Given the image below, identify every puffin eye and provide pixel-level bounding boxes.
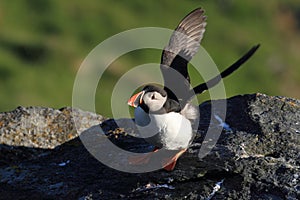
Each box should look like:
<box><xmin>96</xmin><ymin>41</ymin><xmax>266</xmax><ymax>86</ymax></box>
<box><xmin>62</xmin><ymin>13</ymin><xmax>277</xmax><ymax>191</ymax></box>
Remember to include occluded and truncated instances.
<box><xmin>151</xmin><ymin>94</ymin><xmax>155</xmax><ymax>100</ymax></box>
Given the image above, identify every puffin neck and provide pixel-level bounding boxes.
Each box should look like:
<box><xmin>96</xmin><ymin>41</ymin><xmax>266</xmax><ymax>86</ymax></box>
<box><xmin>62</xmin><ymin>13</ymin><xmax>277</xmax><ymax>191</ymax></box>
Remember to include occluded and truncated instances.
<box><xmin>139</xmin><ymin>102</ymin><xmax>150</xmax><ymax>113</ymax></box>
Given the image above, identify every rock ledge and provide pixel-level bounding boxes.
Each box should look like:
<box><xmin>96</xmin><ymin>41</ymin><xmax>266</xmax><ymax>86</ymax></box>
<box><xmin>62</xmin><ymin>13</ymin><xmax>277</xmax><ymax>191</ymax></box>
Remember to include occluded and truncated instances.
<box><xmin>0</xmin><ymin>93</ymin><xmax>299</xmax><ymax>200</ymax></box>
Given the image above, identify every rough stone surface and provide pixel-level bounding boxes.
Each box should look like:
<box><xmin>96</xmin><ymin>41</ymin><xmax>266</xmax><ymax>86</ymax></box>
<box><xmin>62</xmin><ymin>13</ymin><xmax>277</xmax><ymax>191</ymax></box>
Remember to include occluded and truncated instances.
<box><xmin>0</xmin><ymin>106</ymin><xmax>105</xmax><ymax>149</ymax></box>
<box><xmin>0</xmin><ymin>93</ymin><xmax>299</xmax><ymax>199</ymax></box>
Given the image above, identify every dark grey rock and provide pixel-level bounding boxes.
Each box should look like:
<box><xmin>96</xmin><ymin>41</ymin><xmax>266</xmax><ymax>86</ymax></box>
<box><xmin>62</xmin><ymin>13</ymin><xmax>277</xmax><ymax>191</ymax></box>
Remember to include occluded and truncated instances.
<box><xmin>0</xmin><ymin>93</ymin><xmax>299</xmax><ymax>200</ymax></box>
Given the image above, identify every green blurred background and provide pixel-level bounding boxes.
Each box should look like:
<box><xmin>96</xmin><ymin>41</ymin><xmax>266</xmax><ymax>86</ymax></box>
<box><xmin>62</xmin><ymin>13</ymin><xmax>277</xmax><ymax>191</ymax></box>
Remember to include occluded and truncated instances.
<box><xmin>0</xmin><ymin>0</ymin><xmax>300</xmax><ymax>117</ymax></box>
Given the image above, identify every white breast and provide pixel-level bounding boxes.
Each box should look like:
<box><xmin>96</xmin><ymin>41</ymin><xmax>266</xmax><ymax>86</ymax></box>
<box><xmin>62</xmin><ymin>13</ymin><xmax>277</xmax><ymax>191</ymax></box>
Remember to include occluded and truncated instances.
<box><xmin>134</xmin><ymin>106</ymin><xmax>193</xmax><ymax>150</ymax></box>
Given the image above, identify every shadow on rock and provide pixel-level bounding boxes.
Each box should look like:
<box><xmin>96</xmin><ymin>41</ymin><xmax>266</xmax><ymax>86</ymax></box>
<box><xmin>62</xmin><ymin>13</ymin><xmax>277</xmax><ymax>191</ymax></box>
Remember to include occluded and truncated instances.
<box><xmin>0</xmin><ymin>93</ymin><xmax>299</xmax><ymax>199</ymax></box>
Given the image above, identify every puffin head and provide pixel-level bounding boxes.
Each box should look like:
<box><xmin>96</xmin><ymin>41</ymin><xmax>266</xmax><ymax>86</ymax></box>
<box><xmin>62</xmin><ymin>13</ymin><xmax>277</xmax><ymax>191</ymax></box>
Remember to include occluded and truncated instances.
<box><xmin>128</xmin><ymin>85</ymin><xmax>168</xmax><ymax>113</ymax></box>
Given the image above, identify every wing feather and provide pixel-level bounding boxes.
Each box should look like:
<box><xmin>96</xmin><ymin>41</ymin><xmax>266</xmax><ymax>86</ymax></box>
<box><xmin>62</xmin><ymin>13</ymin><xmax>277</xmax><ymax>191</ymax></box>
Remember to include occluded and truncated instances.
<box><xmin>160</xmin><ymin>8</ymin><xmax>207</xmax><ymax>103</ymax></box>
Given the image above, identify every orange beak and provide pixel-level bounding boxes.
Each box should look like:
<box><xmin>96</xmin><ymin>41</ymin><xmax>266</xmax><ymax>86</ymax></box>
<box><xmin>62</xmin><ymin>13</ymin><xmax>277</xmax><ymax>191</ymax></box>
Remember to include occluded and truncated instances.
<box><xmin>127</xmin><ymin>91</ymin><xmax>145</xmax><ymax>108</ymax></box>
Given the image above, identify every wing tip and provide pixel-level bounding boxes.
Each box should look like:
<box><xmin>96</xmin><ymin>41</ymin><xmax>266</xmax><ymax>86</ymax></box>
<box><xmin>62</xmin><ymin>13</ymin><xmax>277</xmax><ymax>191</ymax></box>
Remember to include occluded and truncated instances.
<box><xmin>180</xmin><ymin>7</ymin><xmax>207</xmax><ymax>24</ymax></box>
<box><xmin>253</xmin><ymin>44</ymin><xmax>261</xmax><ymax>51</ymax></box>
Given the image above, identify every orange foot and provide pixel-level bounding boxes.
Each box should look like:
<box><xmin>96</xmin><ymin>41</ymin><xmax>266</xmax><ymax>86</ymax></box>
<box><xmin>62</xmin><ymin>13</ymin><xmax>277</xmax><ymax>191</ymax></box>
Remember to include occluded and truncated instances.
<box><xmin>162</xmin><ymin>149</ymin><xmax>187</xmax><ymax>171</ymax></box>
<box><xmin>129</xmin><ymin>147</ymin><xmax>159</xmax><ymax>165</ymax></box>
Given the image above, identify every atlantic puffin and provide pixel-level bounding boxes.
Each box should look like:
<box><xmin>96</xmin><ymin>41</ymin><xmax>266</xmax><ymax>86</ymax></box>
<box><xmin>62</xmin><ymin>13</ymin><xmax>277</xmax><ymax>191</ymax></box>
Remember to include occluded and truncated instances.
<box><xmin>128</xmin><ymin>8</ymin><xmax>259</xmax><ymax>171</ymax></box>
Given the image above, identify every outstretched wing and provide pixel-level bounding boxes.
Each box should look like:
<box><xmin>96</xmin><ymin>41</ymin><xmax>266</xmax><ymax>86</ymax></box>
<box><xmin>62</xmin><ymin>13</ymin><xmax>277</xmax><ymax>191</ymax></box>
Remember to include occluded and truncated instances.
<box><xmin>184</xmin><ymin>44</ymin><xmax>260</xmax><ymax>102</ymax></box>
<box><xmin>160</xmin><ymin>8</ymin><xmax>207</xmax><ymax>103</ymax></box>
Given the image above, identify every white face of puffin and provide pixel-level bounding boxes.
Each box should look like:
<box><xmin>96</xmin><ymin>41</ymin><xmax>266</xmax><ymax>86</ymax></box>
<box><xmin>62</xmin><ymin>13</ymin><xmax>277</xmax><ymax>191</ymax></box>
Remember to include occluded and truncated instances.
<box><xmin>128</xmin><ymin>85</ymin><xmax>168</xmax><ymax>113</ymax></box>
<box><xmin>142</xmin><ymin>91</ymin><xmax>167</xmax><ymax>113</ymax></box>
